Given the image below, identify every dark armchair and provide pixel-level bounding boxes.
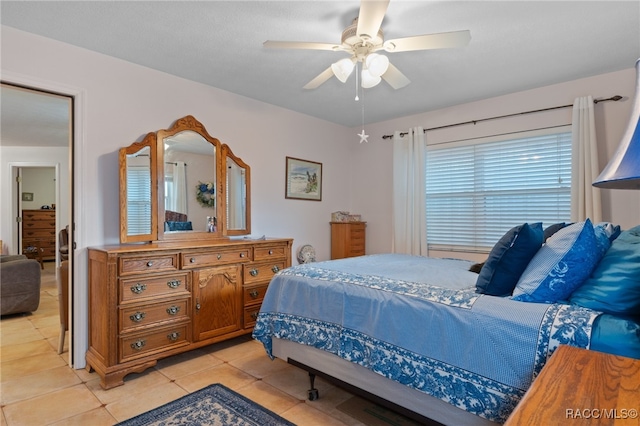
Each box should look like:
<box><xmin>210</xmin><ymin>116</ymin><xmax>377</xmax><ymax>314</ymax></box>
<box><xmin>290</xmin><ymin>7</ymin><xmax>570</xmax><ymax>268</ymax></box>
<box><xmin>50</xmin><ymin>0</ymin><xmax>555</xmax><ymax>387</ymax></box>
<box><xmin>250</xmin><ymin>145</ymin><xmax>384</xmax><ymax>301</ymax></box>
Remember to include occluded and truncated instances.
<box><xmin>1</xmin><ymin>255</ymin><xmax>41</xmax><ymax>315</ymax></box>
<box><xmin>59</xmin><ymin>226</ymin><xmax>69</xmax><ymax>261</ymax></box>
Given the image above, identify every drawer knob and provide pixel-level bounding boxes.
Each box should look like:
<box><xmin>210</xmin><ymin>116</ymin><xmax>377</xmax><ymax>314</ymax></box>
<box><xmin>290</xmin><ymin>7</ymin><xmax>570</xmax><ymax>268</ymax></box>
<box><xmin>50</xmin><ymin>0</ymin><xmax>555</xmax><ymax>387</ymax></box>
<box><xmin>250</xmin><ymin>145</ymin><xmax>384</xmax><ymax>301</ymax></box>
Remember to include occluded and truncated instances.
<box><xmin>167</xmin><ymin>332</ymin><xmax>180</xmax><ymax>341</ymax></box>
<box><xmin>166</xmin><ymin>305</ymin><xmax>180</xmax><ymax>315</ymax></box>
<box><xmin>130</xmin><ymin>339</ymin><xmax>146</xmax><ymax>351</ymax></box>
<box><xmin>240</xmin><ymin>253</ymin><xmax>245</xmax><ymax>258</ymax></box>
<box><xmin>167</xmin><ymin>280</ymin><xmax>181</xmax><ymax>289</ymax></box>
<box><xmin>268</xmin><ymin>250</ymin><xmax>273</xmax><ymax>255</ymax></box>
<box><xmin>129</xmin><ymin>311</ymin><xmax>146</xmax><ymax>322</ymax></box>
<box><xmin>250</xmin><ymin>312</ymin><xmax>259</xmax><ymax>320</ymax></box>
<box><xmin>130</xmin><ymin>283</ymin><xmax>147</xmax><ymax>294</ymax></box>
<box><xmin>146</xmin><ymin>261</ymin><xmax>154</xmax><ymax>267</ymax></box>
<box><xmin>217</xmin><ymin>254</ymin><xmax>222</xmax><ymax>260</ymax></box>
<box><xmin>249</xmin><ymin>290</ymin><xmax>259</xmax><ymax>299</ymax></box>
<box><xmin>272</xmin><ymin>265</ymin><xmax>280</xmax><ymax>273</ymax></box>
<box><xmin>249</xmin><ymin>268</ymin><xmax>258</xmax><ymax>277</ymax></box>
<box><xmin>190</xmin><ymin>257</ymin><xmax>196</xmax><ymax>263</ymax></box>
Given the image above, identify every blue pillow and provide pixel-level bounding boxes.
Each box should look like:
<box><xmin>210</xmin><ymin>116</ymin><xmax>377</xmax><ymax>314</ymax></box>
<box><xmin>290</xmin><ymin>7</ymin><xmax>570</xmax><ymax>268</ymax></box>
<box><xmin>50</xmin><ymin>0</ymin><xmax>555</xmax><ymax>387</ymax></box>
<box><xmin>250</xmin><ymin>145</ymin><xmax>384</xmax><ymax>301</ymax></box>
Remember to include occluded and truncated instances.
<box><xmin>589</xmin><ymin>314</ymin><xmax>640</xmax><ymax>359</ymax></box>
<box><xmin>512</xmin><ymin>219</ymin><xmax>605</xmax><ymax>303</ymax></box>
<box><xmin>476</xmin><ymin>223</ymin><xmax>543</xmax><ymax>296</ymax></box>
<box><xmin>570</xmin><ymin>225</ymin><xmax>640</xmax><ymax>315</ymax></box>
<box><xmin>543</xmin><ymin>222</ymin><xmax>567</xmax><ymax>241</ymax></box>
<box><xmin>165</xmin><ymin>221</ymin><xmax>193</xmax><ymax>231</ymax></box>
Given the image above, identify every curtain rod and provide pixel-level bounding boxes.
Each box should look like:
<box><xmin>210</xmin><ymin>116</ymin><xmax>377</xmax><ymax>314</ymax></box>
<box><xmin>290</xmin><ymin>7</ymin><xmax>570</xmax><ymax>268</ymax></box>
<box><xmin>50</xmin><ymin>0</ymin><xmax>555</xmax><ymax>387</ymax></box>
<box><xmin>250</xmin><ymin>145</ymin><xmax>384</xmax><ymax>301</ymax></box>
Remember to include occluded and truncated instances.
<box><xmin>381</xmin><ymin>95</ymin><xmax>623</xmax><ymax>140</ymax></box>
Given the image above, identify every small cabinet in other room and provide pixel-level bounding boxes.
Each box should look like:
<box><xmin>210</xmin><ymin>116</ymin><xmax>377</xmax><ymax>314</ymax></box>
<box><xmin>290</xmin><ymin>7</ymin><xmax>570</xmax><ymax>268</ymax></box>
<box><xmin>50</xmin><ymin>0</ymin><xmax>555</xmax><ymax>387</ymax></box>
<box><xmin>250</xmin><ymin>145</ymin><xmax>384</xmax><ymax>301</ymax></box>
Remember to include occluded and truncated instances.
<box><xmin>330</xmin><ymin>222</ymin><xmax>366</xmax><ymax>260</ymax></box>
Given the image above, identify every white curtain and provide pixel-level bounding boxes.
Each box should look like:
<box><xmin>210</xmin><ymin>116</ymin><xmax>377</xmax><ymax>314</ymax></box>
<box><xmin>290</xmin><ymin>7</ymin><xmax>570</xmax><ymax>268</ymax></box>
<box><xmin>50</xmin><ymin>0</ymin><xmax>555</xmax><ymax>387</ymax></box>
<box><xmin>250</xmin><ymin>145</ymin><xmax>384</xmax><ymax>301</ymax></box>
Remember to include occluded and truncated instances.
<box><xmin>571</xmin><ymin>96</ymin><xmax>602</xmax><ymax>222</ymax></box>
<box><xmin>392</xmin><ymin>127</ymin><xmax>428</xmax><ymax>256</ymax></box>
<box><xmin>173</xmin><ymin>161</ymin><xmax>188</xmax><ymax>215</ymax></box>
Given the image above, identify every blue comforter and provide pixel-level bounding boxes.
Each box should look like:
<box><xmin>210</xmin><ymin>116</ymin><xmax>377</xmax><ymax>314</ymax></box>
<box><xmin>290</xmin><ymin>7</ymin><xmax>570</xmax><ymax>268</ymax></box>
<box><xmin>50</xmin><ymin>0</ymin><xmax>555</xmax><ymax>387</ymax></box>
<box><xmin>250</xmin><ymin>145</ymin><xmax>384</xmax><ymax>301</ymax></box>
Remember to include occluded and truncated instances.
<box><xmin>253</xmin><ymin>254</ymin><xmax>601</xmax><ymax>423</ymax></box>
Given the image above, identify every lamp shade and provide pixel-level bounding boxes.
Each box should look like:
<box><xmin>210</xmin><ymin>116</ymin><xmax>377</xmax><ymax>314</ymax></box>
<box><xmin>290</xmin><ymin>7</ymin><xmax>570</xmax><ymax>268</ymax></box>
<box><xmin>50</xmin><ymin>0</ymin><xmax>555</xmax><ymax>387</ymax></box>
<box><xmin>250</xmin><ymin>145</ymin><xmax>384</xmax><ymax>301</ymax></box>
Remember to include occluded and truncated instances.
<box><xmin>364</xmin><ymin>53</ymin><xmax>389</xmax><ymax>78</ymax></box>
<box><xmin>361</xmin><ymin>68</ymin><xmax>381</xmax><ymax>88</ymax></box>
<box><xmin>331</xmin><ymin>58</ymin><xmax>355</xmax><ymax>83</ymax></box>
<box><xmin>593</xmin><ymin>58</ymin><xmax>640</xmax><ymax>189</ymax></box>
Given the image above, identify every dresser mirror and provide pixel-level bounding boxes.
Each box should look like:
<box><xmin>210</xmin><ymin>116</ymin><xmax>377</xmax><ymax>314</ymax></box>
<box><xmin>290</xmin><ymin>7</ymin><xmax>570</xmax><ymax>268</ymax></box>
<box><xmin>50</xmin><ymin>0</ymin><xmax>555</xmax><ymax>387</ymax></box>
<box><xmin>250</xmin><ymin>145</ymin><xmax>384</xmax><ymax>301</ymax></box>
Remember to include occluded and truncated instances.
<box><xmin>119</xmin><ymin>133</ymin><xmax>158</xmax><ymax>243</ymax></box>
<box><xmin>119</xmin><ymin>115</ymin><xmax>251</xmax><ymax>243</ymax></box>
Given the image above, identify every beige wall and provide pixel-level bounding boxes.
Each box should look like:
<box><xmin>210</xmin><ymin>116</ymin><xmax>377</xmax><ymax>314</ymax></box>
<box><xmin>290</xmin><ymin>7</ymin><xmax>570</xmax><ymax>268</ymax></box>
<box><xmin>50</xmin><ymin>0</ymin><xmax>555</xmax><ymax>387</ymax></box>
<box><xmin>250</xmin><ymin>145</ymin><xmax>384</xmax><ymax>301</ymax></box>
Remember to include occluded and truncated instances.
<box><xmin>349</xmin><ymin>68</ymin><xmax>640</xmax><ymax>258</ymax></box>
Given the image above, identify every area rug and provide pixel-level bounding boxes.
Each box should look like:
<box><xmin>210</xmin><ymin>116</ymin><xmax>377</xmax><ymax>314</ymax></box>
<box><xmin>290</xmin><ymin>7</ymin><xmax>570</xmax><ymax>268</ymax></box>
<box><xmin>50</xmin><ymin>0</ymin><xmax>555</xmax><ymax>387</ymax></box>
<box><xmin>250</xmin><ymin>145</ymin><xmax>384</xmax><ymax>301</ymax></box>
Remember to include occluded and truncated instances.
<box><xmin>336</xmin><ymin>396</ymin><xmax>422</xmax><ymax>426</ymax></box>
<box><xmin>115</xmin><ymin>383</ymin><xmax>295</xmax><ymax>426</ymax></box>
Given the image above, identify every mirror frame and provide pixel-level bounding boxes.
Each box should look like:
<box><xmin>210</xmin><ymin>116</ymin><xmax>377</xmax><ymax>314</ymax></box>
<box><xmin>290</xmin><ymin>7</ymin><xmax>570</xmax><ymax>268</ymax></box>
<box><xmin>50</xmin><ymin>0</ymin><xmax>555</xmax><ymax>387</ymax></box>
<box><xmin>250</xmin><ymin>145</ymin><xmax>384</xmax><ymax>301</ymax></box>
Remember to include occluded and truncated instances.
<box><xmin>119</xmin><ymin>115</ymin><xmax>251</xmax><ymax>243</ymax></box>
<box><xmin>222</xmin><ymin>144</ymin><xmax>251</xmax><ymax>236</ymax></box>
<box><xmin>119</xmin><ymin>132</ymin><xmax>158</xmax><ymax>243</ymax></box>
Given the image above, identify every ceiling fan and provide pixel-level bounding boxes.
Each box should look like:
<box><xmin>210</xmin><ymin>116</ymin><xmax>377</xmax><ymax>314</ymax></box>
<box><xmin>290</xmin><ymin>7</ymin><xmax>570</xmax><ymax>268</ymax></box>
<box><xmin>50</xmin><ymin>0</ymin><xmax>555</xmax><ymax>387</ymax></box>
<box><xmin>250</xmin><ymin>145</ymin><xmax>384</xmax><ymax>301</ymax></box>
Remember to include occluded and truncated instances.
<box><xmin>263</xmin><ymin>0</ymin><xmax>471</xmax><ymax>90</ymax></box>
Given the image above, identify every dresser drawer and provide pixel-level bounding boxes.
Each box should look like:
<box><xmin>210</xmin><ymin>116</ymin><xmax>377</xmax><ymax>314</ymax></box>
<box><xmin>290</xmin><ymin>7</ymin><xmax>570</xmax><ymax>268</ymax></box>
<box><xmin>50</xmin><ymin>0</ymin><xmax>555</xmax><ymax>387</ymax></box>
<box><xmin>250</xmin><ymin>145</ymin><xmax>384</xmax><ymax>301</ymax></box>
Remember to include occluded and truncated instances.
<box><xmin>254</xmin><ymin>245</ymin><xmax>287</xmax><ymax>261</ymax></box>
<box><xmin>120</xmin><ymin>298</ymin><xmax>190</xmax><ymax>333</ymax></box>
<box><xmin>119</xmin><ymin>254</ymin><xmax>179</xmax><ymax>275</ymax></box>
<box><xmin>22</xmin><ymin>220</ymin><xmax>56</xmax><ymax>230</ymax></box>
<box><xmin>120</xmin><ymin>323</ymin><xmax>190</xmax><ymax>361</ymax></box>
<box><xmin>350</xmin><ymin>226</ymin><xmax>366</xmax><ymax>237</ymax></box>
<box><xmin>23</xmin><ymin>210</ymin><xmax>56</xmax><ymax>221</ymax></box>
<box><xmin>244</xmin><ymin>261</ymin><xmax>285</xmax><ymax>284</ymax></box>
<box><xmin>243</xmin><ymin>306</ymin><xmax>261</xmax><ymax>328</ymax></box>
<box><xmin>243</xmin><ymin>283</ymin><xmax>268</xmax><ymax>306</ymax></box>
<box><xmin>120</xmin><ymin>273</ymin><xmax>190</xmax><ymax>302</ymax></box>
<box><xmin>181</xmin><ymin>248</ymin><xmax>251</xmax><ymax>268</ymax></box>
<box><xmin>23</xmin><ymin>229</ymin><xmax>57</xmax><ymax>239</ymax></box>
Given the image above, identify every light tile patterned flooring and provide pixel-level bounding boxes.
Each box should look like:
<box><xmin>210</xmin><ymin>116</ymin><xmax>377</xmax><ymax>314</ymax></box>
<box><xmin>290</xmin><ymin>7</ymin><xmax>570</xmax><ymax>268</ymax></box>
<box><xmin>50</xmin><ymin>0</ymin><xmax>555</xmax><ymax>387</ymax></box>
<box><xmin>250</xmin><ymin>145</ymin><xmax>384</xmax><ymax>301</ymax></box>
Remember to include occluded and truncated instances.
<box><xmin>0</xmin><ymin>262</ymin><xmax>365</xmax><ymax>426</ymax></box>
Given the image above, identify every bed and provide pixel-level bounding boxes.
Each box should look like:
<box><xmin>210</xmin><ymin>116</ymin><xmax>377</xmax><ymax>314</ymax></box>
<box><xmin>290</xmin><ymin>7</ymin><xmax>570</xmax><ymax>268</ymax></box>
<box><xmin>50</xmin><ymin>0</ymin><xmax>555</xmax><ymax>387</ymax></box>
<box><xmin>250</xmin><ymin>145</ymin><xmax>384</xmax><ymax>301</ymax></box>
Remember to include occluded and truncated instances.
<box><xmin>253</xmin><ymin>221</ymin><xmax>640</xmax><ymax>425</ymax></box>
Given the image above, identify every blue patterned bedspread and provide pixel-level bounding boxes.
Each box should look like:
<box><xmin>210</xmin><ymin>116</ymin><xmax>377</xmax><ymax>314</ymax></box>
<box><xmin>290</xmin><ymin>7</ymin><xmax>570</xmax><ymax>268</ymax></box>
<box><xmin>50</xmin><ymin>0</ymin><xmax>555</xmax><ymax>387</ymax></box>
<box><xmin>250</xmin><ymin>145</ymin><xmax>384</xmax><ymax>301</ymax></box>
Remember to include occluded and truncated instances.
<box><xmin>252</xmin><ymin>254</ymin><xmax>601</xmax><ymax>423</ymax></box>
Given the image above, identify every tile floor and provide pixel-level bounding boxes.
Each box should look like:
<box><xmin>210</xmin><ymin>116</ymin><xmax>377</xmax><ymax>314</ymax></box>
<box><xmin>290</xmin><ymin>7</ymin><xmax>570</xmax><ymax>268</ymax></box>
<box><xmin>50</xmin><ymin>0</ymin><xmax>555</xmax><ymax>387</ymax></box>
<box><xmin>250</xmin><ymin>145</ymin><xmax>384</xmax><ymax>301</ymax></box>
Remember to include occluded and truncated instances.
<box><xmin>0</xmin><ymin>261</ymin><xmax>367</xmax><ymax>426</ymax></box>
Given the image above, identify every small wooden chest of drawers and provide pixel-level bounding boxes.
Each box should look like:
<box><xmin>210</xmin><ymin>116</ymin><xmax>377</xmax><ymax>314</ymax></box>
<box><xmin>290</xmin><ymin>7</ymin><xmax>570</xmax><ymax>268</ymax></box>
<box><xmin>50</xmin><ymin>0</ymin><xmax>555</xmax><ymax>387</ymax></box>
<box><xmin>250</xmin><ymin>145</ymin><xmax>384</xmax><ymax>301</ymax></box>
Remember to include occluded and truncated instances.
<box><xmin>330</xmin><ymin>222</ymin><xmax>366</xmax><ymax>260</ymax></box>
<box><xmin>22</xmin><ymin>209</ymin><xmax>56</xmax><ymax>260</ymax></box>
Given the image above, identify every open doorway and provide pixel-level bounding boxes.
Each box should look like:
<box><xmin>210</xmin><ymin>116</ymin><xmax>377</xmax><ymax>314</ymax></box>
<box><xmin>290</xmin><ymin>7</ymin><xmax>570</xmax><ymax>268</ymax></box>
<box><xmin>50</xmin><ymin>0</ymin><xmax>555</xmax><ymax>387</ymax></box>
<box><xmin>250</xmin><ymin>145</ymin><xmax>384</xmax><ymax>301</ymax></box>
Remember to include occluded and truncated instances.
<box><xmin>0</xmin><ymin>83</ymin><xmax>73</xmax><ymax>362</ymax></box>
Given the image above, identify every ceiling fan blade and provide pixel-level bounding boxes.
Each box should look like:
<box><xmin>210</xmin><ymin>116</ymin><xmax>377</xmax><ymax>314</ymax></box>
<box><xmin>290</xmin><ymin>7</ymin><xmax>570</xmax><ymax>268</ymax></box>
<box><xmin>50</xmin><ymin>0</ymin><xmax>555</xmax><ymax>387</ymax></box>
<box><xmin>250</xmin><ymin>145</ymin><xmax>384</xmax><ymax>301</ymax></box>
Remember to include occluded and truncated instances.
<box><xmin>303</xmin><ymin>67</ymin><xmax>335</xmax><ymax>90</ymax></box>
<box><xmin>356</xmin><ymin>0</ymin><xmax>390</xmax><ymax>40</ymax></box>
<box><xmin>382</xmin><ymin>63</ymin><xmax>410</xmax><ymax>89</ymax></box>
<box><xmin>263</xmin><ymin>40</ymin><xmax>340</xmax><ymax>51</ymax></box>
<box><xmin>384</xmin><ymin>30</ymin><xmax>471</xmax><ymax>52</ymax></box>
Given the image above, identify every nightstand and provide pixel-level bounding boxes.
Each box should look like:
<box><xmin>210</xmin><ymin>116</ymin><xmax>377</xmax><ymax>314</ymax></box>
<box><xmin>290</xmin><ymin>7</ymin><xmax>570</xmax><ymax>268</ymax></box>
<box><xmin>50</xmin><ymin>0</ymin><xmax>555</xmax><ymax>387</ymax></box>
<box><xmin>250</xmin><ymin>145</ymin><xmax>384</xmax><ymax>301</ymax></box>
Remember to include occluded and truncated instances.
<box><xmin>505</xmin><ymin>345</ymin><xmax>640</xmax><ymax>425</ymax></box>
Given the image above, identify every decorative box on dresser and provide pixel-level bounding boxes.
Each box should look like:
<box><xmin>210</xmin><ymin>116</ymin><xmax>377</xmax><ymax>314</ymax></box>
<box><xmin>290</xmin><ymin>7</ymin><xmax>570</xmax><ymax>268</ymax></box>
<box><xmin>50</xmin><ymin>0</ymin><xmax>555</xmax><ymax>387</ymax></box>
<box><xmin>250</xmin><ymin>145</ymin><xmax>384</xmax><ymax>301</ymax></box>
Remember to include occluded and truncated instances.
<box><xmin>22</xmin><ymin>209</ymin><xmax>56</xmax><ymax>260</ymax></box>
<box><xmin>86</xmin><ymin>238</ymin><xmax>292</xmax><ymax>389</ymax></box>
<box><xmin>330</xmin><ymin>221</ymin><xmax>366</xmax><ymax>259</ymax></box>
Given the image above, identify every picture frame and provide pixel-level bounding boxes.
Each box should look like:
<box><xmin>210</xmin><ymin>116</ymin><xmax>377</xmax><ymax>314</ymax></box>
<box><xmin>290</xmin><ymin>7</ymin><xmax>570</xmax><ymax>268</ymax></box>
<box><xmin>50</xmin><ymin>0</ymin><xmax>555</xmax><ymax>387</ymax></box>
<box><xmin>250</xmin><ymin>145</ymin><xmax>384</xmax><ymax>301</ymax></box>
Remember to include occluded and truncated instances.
<box><xmin>22</xmin><ymin>192</ymin><xmax>33</xmax><ymax>202</ymax></box>
<box><xmin>285</xmin><ymin>157</ymin><xmax>322</xmax><ymax>201</ymax></box>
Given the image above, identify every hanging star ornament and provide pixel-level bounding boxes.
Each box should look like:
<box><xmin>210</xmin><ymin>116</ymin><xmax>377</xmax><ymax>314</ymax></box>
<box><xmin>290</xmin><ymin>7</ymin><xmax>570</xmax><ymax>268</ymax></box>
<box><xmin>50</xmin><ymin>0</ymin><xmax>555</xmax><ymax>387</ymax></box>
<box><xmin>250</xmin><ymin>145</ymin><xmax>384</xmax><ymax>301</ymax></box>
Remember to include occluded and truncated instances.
<box><xmin>358</xmin><ymin>129</ymin><xmax>369</xmax><ymax>143</ymax></box>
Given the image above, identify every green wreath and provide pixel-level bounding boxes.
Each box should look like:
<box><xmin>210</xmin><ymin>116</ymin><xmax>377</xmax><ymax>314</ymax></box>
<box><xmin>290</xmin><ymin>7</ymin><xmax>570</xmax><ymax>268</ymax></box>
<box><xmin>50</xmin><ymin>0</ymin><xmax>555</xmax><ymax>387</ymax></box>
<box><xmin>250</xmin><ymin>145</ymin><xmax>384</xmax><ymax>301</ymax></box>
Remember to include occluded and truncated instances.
<box><xmin>196</xmin><ymin>181</ymin><xmax>215</xmax><ymax>208</ymax></box>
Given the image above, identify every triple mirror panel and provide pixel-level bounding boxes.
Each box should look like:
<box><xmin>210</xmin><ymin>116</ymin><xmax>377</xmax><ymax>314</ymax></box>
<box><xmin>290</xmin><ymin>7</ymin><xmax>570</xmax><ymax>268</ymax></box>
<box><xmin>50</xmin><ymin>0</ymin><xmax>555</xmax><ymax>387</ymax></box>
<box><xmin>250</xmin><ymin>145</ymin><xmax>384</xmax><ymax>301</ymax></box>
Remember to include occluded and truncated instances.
<box><xmin>120</xmin><ymin>115</ymin><xmax>250</xmax><ymax>243</ymax></box>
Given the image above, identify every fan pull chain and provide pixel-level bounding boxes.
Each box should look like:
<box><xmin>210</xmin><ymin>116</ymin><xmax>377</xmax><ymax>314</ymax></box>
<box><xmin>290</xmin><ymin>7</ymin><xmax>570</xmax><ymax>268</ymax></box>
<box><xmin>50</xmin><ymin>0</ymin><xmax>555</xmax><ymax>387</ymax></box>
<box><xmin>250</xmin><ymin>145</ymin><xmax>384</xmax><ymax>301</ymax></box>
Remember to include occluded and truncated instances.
<box><xmin>355</xmin><ymin>61</ymin><xmax>360</xmax><ymax>101</ymax></box>
<box><xmin>357</xmin><ymin>66</ymin><xmax>369</xmax><ymax>143</ymax></box>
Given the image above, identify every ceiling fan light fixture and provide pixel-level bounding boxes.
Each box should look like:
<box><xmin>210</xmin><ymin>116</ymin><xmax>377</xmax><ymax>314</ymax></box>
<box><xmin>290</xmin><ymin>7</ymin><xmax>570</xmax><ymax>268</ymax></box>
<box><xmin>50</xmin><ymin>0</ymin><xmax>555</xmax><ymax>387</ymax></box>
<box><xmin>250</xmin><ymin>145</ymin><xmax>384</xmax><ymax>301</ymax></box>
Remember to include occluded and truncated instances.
<box><xmin>361</xmin><ymin>68</ymin><xmax>382</xmax><ymax>88</ymax></box>
<box><xmin>331</xmin><ymin>58</ymin><xmax>355</xmax><ymax>83</ymax></box>
<box><xmin>365</xmin><ymin>53</ymin><xmax>389</xmax><ymax>77</ymax></box>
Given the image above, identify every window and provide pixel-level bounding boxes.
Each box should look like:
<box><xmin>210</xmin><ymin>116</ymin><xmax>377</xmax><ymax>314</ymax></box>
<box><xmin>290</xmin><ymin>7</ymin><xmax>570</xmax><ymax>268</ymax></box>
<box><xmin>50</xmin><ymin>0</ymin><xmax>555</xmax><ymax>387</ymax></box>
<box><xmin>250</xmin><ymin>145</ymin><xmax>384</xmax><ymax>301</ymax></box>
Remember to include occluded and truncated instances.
<box><xmin>126</xmin><ymin>166</ymin><xmax>152</xmax><ymax>235</ymax></box>
<box><xmin>425</xmin><ymin>129</ymin><xmax>572</xmax><ymax>251</ymax></box>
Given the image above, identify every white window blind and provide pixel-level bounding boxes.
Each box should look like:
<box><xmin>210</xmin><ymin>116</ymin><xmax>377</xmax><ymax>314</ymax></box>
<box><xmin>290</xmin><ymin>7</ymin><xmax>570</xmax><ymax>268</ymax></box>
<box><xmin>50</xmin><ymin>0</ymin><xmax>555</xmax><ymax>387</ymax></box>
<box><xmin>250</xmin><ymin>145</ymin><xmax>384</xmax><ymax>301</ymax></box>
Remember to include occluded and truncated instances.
<box><xmin>127</xmin><ymin>166</ymin><xmax>152</xmax><ymax>235</ymax></box>
<box><xmin>425</xmin><ymin>130</ymin><xmax>572</xmax><ymax>251</ymax></box>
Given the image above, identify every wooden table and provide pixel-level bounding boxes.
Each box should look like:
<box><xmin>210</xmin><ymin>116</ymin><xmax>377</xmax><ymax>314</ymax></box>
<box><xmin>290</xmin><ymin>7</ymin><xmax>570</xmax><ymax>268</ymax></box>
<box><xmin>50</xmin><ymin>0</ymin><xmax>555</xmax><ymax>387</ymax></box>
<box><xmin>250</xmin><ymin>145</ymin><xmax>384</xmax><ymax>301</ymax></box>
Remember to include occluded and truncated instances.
<box><xmin>505</xmin><ymin>345</ymin><xmax>640</xmax><ymax>425</ymax></box>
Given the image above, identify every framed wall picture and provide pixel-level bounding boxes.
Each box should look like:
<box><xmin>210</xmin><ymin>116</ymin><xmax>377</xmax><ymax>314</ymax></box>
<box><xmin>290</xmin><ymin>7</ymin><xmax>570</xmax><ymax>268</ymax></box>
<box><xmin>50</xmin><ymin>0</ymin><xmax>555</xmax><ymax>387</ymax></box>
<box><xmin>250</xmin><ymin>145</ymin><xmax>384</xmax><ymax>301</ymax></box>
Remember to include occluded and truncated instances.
<box><xmin>22</xmin><ymin>192</ymin><xmax>33</xmax><ymax>202</ymax></box>
<box><xmin>285</xmin><ymin>157</ymin><xmax>322</xmax><ymax>201</ymax></box>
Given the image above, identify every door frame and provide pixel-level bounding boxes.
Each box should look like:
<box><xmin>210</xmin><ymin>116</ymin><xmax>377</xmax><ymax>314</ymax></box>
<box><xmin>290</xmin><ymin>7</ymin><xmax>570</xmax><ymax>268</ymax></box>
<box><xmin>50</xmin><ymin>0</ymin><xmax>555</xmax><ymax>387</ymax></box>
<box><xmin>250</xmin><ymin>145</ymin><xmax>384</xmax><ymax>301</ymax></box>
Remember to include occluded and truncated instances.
<box><xmin>2</xmin><ymin>71</ymin><xmax>86</xmax><ymax>368</ymax></box>
<box><xmin>11</xmin><ymin>164</ymin><xmax>61</xmax><ymax>261</ymax></box>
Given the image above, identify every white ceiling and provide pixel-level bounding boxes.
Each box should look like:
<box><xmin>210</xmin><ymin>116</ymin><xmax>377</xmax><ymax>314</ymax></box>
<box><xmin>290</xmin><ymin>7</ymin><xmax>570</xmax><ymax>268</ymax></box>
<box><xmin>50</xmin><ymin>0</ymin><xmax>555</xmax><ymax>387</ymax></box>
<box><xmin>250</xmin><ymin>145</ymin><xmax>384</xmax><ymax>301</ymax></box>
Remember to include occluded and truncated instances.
<box><xmin>1</xmin><ymin>0</ymin><xmax>639</xmax><ymax>144</ymax></box>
